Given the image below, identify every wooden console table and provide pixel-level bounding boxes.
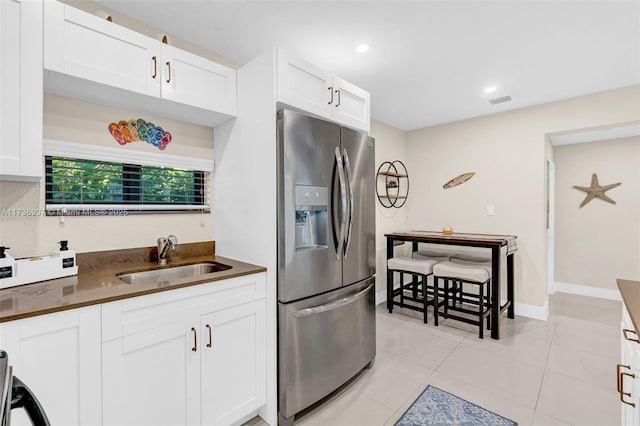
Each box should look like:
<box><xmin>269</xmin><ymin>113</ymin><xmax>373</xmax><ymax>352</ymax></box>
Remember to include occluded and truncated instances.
<box><xmin>385</xmin><ymin>231</ymin><xmax>517</xmax><ymax>340</ymax></box>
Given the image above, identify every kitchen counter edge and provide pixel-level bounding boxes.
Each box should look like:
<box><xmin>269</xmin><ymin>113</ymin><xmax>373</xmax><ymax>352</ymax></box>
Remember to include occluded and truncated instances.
<box><xmin>0</xmin><ymin>255</ymin><xmax>266</xmax><ymax>323</ymax></box>
<box><xmin>618</xmin><ymin>279</ymin><xmax>640</xmax><ymax>334</ymax></box>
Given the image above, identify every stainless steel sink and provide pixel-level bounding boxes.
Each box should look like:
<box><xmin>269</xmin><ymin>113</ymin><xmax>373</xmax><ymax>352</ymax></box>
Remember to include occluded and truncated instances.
<box><xmin>117</xmin><ymin>262</ymin><xmax>232</xmax><ymax>285</ymax></box>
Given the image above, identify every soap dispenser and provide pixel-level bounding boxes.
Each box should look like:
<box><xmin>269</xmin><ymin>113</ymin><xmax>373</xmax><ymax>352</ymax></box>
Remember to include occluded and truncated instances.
<box><xmin>0</xmin><ymin>246</ymin><xmax>16</xmax><ymax>289</ymax></box>
<box><xmin>55</xmin><ymin>240</ymin><xmax>77</xmax><ymax>271</ymax></box>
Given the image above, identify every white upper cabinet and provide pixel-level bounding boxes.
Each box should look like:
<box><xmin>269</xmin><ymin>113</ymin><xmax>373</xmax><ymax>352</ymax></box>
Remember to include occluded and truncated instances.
<box><xmin>331</xmin><ymin>76</ymin><xmax>370</xmax><ymax>133</ymax></box>
<box><xmin>276</xmin><ymin>49</ymin><xmax>370</xmax><ymax>132</ymax></box>
<box><xmin>44</xmin><ymin>0</ymin><xmax>160</xmax><ymax>97</ymax></box>
<box><xmin>0</xmin><ymin>0</ymin><xmax>43</xmax><ymax>181</ymax></box>
<box><xmin>276</xmin><ymin>50</ymin><xmax>333</xmax><ymax>120</ymax></box>
<box><xmin>161</xmin><ymin>44</ymin><xmax>236</xmax><ymax>116</ymax></box>
<box><xmin>43</xmin><ymin>0</ymin><xmax>236</xmax><ymax>127</ymax></box>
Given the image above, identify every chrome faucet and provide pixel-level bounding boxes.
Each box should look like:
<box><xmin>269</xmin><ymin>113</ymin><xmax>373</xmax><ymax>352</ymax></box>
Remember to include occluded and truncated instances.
<box><xmin>157</xmin><ymin>234</ymin><xmax>178</xmax><ymax>265</ymax></box>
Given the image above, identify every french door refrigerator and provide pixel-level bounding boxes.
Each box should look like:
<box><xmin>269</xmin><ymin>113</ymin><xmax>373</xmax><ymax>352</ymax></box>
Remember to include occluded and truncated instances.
<box><xmin>277</xmin><ymin>109</ymin><xmax>376</xmax><ymax>425</ymax></box>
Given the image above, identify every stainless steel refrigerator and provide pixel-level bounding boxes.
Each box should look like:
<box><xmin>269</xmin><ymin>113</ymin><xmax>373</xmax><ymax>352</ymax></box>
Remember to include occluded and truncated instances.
<box><xmin>277</xmin><ymin>109</ymin><xmax>376</xmax><ymax>426</ymax></box>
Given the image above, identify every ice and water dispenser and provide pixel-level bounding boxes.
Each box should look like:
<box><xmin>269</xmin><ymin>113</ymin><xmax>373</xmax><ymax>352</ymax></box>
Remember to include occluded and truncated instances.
<box><xmin>294</xmin><ymin>185</ymin><xmax>328</xmax><ymax>251</ymax></box>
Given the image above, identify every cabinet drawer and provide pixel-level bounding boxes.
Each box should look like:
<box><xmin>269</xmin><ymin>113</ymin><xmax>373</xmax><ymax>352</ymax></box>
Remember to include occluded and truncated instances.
<box><xmin>102</xmin><ymin>272</ymin><xmax>265</xmax><ymax>341</ymax></box>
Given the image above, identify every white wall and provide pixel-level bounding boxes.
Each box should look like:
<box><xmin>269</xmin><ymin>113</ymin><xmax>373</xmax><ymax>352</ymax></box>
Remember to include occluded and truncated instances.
<box><xmin>213</xmin><ymin>50</ymin><xmax>278</xmax><ymax>425</ymax></box>
<box><xmin>0</xmin><ymin>94</ymin><xmax>214</xmax><ymax>257</ymax></box>
<box><xmin>554</xmin><ymin>136</ymin><xmax>640</xmax><ymax>290</ymax></box>
<box><xmin>405</xmin><ymin>85</ymin><xmax>640</xmax><ymax>311</ymax></box>
<box><xmin>371</xmin><ymin>120</ymin><xmax>408</xmax><ymax>294</ymax></box>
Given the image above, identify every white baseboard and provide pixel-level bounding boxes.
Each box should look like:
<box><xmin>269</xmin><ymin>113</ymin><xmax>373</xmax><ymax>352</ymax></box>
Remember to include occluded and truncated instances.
<box><xmin>553</xmin><ymin>281</ymin><xmax>622</xmax><ymax>301</ymax></box>
<box><xmin>514</xmin><ymin>301</ymin><xmax>549</xmax><ymax>321</ymax></box>
<box><xmin>376</xmin><ymin>288</ymin><xmax>549</xmax><ymax>321</ymax></box>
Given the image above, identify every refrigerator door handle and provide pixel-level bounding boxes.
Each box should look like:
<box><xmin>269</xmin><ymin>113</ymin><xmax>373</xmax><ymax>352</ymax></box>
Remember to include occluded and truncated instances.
<box><xmin>291</xmin><ymin>284</ymin><xmax>373</xmax><ymax>318</ymax></box>
<box><xmin>334</xmin><ymin>147</ymin><xmax>347</xmax><ymax>260</ymax></box>
<box><xmin>342</xmin><ymin>148</ymin><xmax>354</xmax><ymax>258</ymax></box>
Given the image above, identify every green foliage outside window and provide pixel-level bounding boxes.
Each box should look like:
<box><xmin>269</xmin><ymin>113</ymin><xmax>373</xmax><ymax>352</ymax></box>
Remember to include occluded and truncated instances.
<box><xmin>49</xmin><ymin>158</ymin><xmax>124</xmax><ymax>202</ymax></box>
<box><xmin>46</xmin><ymin>157</ymin><xmax>205</xmax><ymax>210</ymax></box>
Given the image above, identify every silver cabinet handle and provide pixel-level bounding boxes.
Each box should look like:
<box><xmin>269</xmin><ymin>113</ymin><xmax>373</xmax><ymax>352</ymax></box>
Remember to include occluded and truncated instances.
<box><xmin>335</xmin><ymin>89</ymin><xmax>341</xmax><ymax>107</ymax></box>
<box><xmin>342</xmin><ymin>148</ymin><xmax>353</xmax><ymax>258</ymax></box>
<box><xmin>191</xmin><ymin>327</ymin><xmax>197</xmax><ymax>352</ymax></box>
<box><xmin>328</xmin><ymin>86</ymin><xmax>334</xmax><ymax>105</ymax></box>
<box><xmin>166</xmin><ymin>61</ymin><xmax>172</xmax><ymax>83</ymax></box>
<box><xmin>334</xmin><ymin>147</ymin><xmax>347</xmax><ymax>261</ymax></box>
<box><xmin>293</xmin><ymin>284</ymin><xmax>372</xmax><ymax>318</ymax></box>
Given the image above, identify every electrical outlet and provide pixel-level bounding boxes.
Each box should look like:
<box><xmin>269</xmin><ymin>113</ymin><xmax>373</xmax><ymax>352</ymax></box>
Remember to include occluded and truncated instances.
<box><xmin>486</xmin><ymin>205</ymin><xmax>495</xmax><ymax>216</ymax></box>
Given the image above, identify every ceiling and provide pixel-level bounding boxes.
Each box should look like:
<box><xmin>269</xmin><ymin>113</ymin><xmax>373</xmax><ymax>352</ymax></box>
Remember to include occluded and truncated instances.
<box><xmin>94</xmin><ymin>1</ymin><xmax>640</xmax><ymax>131</ymax></box>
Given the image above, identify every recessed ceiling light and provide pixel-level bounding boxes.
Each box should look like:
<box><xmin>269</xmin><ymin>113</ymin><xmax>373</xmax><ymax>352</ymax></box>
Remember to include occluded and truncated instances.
<box><xmin>484</xmin><ymin>86</ymin><xmax>497</xmax><ymax>94</ymax></box>
<box><xmin>356</xmin><ymin>44</ymin><xmax>370</xmax><ymax>53</ymax></box>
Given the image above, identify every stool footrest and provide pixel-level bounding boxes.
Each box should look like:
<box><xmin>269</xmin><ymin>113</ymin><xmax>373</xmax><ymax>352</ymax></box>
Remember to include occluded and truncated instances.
<box><xmin>442</xmin><ymin>312</ymin><xmax>489</xmax><ymax>327</ymax></box>
<box><xmin>445</xmin><ymin>304</ymin><xmax>491</xmax><ymax>318</ymax></box>
<box><xmin>392</xmin><ymin>300</ymin><xmax>425</xmax><ymax>313</ymax></box>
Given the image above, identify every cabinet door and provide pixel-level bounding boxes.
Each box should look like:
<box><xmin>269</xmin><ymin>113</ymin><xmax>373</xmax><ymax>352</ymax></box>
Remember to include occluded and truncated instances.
<box><xmin>44</xmin><ymin>0</ymin><xmax>160</xmax><ymax>97</ymax></box>
<box><xmin>621</xmin><ymin>341</ymin><xmax>640</xmax><ymax>426</ymax></box>
<box><xmin>0</xmin><ymin>306</ymin><xmax>101</xmax><ymax>426</ymax></box>
<box><xmin>102</xmin><ymin>316</ymin><xmax>200</xmax><ymax>426</ymax></box>
<box><xmin>276</xmin><ymin>49</ymin><xmax>333</xmax><ymax>120</ymax></box>
<box><xmin>0</xmin><ymin>0</ymin><xmax>42</xmax><ymax>180</ymax></box>
<box><xmin>620</xmin><ymin>308</ymin><xmax>640</xmax><ymax>425</ymax></box>
<box><xmin>332</xmin><ymin>76</ymin><xmax>370</xmax><ymax>132</ymax></box>
<box><xmin>200</xmin><ymin>300</ymin><xmax>266</xmax><ymax>425</ymax></box>
<box><xmin>161</xmin><ymin>45</ymin><xmax>237</xmax><ymax>115</ymax></box>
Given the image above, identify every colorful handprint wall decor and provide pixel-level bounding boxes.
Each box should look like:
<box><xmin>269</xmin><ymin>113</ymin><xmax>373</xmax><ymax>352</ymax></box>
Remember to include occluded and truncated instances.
<box><xmin>108</xmin><ymin>119</ymin><xmax>172</xmax><ymax>150</ymax></box>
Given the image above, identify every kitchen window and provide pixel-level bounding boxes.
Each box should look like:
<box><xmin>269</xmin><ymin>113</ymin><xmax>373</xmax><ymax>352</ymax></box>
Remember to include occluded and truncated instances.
<box><xmin>45</xmin><ymin>156</ymin><xmax>209</xmax><ymax>214</ymax></box>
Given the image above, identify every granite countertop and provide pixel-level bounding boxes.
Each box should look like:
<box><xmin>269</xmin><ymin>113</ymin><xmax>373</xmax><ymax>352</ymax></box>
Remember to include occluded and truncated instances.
<box><xmin>618</xmin><ymin>279</ymin><xmax>640</xmax><ymax>334</ymax></box>
<box><xmin>0</xmin><ymin>242</ymin><xmax>266</xmax><ymax>323</ymax></box>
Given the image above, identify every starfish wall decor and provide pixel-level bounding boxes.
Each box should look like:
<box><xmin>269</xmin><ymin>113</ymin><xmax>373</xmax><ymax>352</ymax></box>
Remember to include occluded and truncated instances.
<box><xmin>573</xmin><ymin>173</ymin><xmax>621</xmax><ymax>208</ymax></box>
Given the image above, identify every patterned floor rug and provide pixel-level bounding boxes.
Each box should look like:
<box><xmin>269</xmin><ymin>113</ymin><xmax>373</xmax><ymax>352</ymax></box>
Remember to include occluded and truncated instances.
<box><xmin>394</xmin><ymin>385</ymin><xmax>518</xmax><ymax>426</ymax></box>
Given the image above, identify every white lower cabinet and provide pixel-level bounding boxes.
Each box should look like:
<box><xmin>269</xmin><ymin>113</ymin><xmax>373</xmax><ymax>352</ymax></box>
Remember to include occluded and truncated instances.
<box><xmin>101</xmin><ymin>272</ymin><xmax>266</xmax><ymax>426</ymax></box>
<box><xmin>102</xmin><ymin>316</ymin><xmax>197</xmax><ymax>426</ymax></box>
<box><xmin>200</xmin><ymin>300</ymin><xmax>266</xmax><ymax>425</ymax></box>
<box><xmin>0</xmin><ymin>306</ymin><xmax>102</xmax><ymax>426</ymax></box>
<box><xmin>620</xmin><ymin>305</ymin><xmax>640</xmax><ymax>425</ymax></box>
<box><xmin>0</xmin><ymin>272</ymin><xmax>265</xmax><ymax>426</ymax></box>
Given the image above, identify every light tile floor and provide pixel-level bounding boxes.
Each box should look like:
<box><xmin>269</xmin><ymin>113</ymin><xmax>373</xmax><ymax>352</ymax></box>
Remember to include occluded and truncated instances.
<box><xmin>247</xmin><ymin>292</ymin><xmax>622</xmax><ymax>426</ymax></box>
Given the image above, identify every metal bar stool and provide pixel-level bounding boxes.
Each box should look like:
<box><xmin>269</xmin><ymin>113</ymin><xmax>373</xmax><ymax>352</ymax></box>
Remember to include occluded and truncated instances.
<box><xmin>387</xmin><ymin>256</ymin><xmax>442</xmax><ymax>325</ymax></box>
<box><xmin>433</xmin><ymin>260</ymin><xmax>492</xmax><ymax>338</ymax></box>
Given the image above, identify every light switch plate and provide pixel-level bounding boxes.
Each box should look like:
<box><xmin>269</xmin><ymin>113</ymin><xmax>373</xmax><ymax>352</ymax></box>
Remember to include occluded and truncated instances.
<box><xmin>486</xmin><ymin>205</ymin><xmax>495</xmax><ymax>216</ymax></box>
